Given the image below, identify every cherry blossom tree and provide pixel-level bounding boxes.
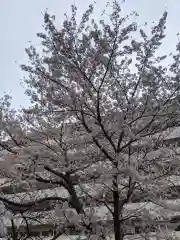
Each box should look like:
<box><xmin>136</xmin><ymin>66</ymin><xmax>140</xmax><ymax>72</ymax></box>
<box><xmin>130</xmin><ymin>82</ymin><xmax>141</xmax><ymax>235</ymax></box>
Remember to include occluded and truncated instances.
<box><xmin>1</xmin><ymin>1</ymin><xmax>180</xmax><ymax>239</ymax></box>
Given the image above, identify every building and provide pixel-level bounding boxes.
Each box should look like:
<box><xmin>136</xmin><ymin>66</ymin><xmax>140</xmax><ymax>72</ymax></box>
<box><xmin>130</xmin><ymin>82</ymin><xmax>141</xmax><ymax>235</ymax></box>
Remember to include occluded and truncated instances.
<box><xmin>1</xmin><ymin>127</ymin><xmax>180</xmax><ymax>239</ymax></box>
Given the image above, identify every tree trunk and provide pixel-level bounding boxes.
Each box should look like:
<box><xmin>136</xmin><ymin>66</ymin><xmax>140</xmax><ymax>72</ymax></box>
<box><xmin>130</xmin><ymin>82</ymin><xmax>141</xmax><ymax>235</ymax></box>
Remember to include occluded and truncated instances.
<box><xmin>113</xmin><ymin>175</ymin><xmax>124</xmax><ymax>240</ymax></box>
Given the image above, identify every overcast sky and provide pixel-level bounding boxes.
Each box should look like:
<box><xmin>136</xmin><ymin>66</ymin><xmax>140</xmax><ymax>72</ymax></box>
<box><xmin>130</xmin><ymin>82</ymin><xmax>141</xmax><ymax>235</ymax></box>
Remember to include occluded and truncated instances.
<box><xmin>0</xmin><ymin>0</ymin><xmax>180</xmax><ymax>108</ymax></box>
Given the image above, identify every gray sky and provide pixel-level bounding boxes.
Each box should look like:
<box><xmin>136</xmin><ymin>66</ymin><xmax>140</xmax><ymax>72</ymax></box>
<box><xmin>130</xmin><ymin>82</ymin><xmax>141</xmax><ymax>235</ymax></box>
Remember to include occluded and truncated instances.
<box><xmin>0</xmin><ymin>0</ymin><xmax>180</xmax><ymax>108</ymax></box>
